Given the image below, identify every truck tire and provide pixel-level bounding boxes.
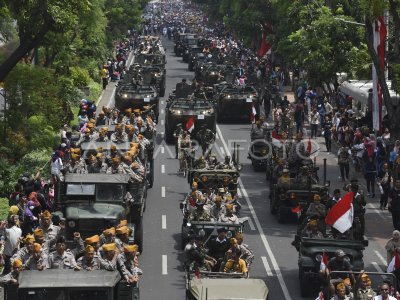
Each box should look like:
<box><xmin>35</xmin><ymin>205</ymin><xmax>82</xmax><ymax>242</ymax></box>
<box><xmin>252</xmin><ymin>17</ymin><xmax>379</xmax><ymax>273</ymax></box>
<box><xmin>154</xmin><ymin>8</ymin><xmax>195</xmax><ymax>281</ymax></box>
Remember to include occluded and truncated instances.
<box><xmin>277</xmin><ymin>207</ymin><xmax>285</xmax><ymax>224</ymax></box>
<box><xmin>270</xmin><ymin>198</ymin><xmax>277</xmax><ymax>215</ymax></box>
<box><xmin>299</xmin><ymin>267</ymin><xmax>312</xmax><ymax>297</ymax></box>
<box><xmin>181</xmin><ymin>224</ymin><xmax>190</xmax><ymax>250</ymax></box>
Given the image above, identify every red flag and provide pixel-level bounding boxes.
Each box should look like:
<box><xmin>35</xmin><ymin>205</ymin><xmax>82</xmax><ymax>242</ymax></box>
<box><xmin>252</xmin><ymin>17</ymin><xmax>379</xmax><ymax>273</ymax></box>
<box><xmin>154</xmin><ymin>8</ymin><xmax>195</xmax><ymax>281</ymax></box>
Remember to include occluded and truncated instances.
<box><xmin>387</xmin><ymin>249</ymin><xmax>400</xmax><ymax>272</ymax></box>
<box><xmin>307</xmin><ymin>138</ymin><xmax>312</xmax><ymax>153</ymax></box>
<box><xmin>194</xmin><ymin>268</ymin><xmax>201</xmax><ymax>278</ymax></box>
<box><xmin>257</xmin><ymin>32</ymin><xmax>272</xmax><ymax>58</ymax></box>
<box><xmin>250</xmin><ymin>104</ymin><xmax>256</xmax><ymax>124</ymax></box>
<box><xmin>320</xmin><ymin>251</ymin><xmax>329</xmax><ymax>272</ymax></box>
<box><xmin>186</xmin><ymin>117</ymin><xmax>194</xmax><ymax>133</ymax></box>
<box><xmin>325</xmin><ymin>192</ymin><xmax>354</xmax><ymax>233</ymax></box>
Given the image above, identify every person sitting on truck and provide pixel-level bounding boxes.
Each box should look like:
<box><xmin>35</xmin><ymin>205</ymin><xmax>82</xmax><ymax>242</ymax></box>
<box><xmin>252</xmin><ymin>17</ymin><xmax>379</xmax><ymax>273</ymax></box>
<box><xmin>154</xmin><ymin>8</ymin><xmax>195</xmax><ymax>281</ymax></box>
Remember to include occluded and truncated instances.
<box><xmin>0</xmin><ymin>259</ymin><xmax>23</xmax><ymax>285</ymax></box>
<box><xmin>306</xmin><ymin>194</ymin><xmax>327</xmax><ymax>220</ymax></box>
<box><xmin>375</xmin><ymin>283</ymin><xmax>397</xmax><ymax>300</ymax></box>
<box><xmin>210</xmin><ymin>196</ymin><xmax>226</xmax><ymax>220</ymax></box>
<box><xmin>228</xmin><ymin>237</ymin><xmax>254</xmax><ymax>268</ymax></box>
<box><xmin>85</xmin><ymin>235</ymin><xmax>102</xmax><ymax>257</ymax></box>
<box><xmin>38</xmin><ymin>210</ymin><xmax>62</xmax><ymax>250</ymax></box>
<box><xmin>190</xmin><ymin>199</ymin><xmax>211</xmax><ymax>222</ymax></box>
<box><xmin>331</xmin><ymin>282</ymin><xmax>352</xmax><ymax>300</ymax></box>
<box><xmin>106</xmin><ymin>157</ymin><xmax>124</xmax><ymax>174</ymax></box>
<box><xmin>117</xmin><ymin>245</ymin><xmax>143</xmax><ymax>284</ymax></box>
<box><xmin>277</xmin><ymin>169</ymin><xmax>291</xmax><ymax>185</ymax></box>
<box><xmin>24</xmin><ymin>243</ymin><xmax>49</xmax><ymax>271</ymax></box>
<box><xmin>219</xmin><ymin>204</ymin><xmax>239</xmax><ymax>224</ymax></box>
<box><xmin>115</xmin><ymin>226</ymin><xmax>131</xmax><ymax>250</ymax></box>
<box><xmin>111</xmin><ymin>124</ymin><xmax>128</xmax><ymax>143</ymax></box>
<box><xmin>187</xmin><ymin>235</ymin><xmax>217</xmax><ymax>271</ymax></box>
<box><xmin>101</xmin><ymin>243</ymin><xmax>118</xmax><ymax>270</ymax></box>
<box><xmin>11</xmin><ymin>234</ymin><xmax>35</xmax><ymax>264</ymax></box>
<box><xmin>301</xmin><ymin>220</ymin><xmax>324</xmax><ymax>239</ymax></box>
<box><xmin>48</xmin><ymin>236</ymin><xmax>79</xmax><ymax>270</ymax></box>
<box><xmin>100</xmin><ymin>227</ymin><xmax>116</xmax><ymax>245</ymax></box>
<box><xmin>251</xmin><ymin>120</ymin><xmax>265</xmax><ymax>141</ymax></box>
<box><xmin>325</xmin><ymin>249</ymin><xmax>355</xmax><ymax>296</ymax></box>
<box><xmin>223</xmin><ymin>249</ymin><xmax>248</xmax><ymax>275</ymax></box>
<box><xmin>355</xmin><ymin>272</ymin><xmax>376</xmax><ymax>299</ymax></box>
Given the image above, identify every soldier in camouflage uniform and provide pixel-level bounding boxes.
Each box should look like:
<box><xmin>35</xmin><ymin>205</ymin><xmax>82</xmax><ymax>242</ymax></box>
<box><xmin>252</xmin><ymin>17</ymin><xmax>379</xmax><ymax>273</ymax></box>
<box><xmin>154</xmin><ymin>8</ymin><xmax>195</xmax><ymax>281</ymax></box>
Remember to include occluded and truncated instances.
<box><xmin>197</xmin><ymin>125</ymin><xmax>215</xmax><ymax>155</ymax></box>
<box><xmin>190</xmin><ymin>200</ymin><xmax>211</xmax><ymax>221</ymax></box>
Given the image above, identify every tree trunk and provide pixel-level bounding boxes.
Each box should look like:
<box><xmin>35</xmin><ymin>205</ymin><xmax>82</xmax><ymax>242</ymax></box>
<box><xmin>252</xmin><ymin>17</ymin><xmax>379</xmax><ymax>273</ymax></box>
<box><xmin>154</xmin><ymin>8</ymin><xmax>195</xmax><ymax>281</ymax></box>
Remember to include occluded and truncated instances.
<box><xmin>389</xmin><ymin>0</ymin><xmax>400</xmax><ymax>61</ymax></box>
<box><xmin>365</xmin><ymin>17</ymin><xmax>400</xmax><ymax>140</ymax></box>
<box><xmin>0</xmin><ymin>22</ymin><xmax>52</xmax><ymax>81</ymax></box>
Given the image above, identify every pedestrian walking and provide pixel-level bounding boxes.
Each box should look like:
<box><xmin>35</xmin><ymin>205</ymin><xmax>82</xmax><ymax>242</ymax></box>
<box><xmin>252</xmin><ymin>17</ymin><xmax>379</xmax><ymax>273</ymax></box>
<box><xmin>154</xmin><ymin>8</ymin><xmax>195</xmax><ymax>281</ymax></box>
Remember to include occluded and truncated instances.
<box><xmin>310</xmin><ymin>108</ymin><xmax>320</xmax><ymax>138</ymax></box>
<box><xmin>389</xmin><ymin>180</ymin><xmax>400</xmax><ymax>231</ymax></box>
<box><xmin>338</xmin><ymin>143</ymin><xmax>351</xmax><ymax>181</ymax></box>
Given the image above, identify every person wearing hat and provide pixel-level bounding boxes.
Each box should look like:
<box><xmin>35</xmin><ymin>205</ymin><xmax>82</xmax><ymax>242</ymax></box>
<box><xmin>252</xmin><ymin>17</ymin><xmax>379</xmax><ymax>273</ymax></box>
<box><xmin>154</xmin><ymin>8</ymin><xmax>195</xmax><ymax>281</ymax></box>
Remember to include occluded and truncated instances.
<box><xmin>325</xmin><ymin>249</ymin><xmax>355</xmax><ymax>295</ymax></box>
<box><xmin>189</xmin><ymin>198</ymin><xmax>211</xmax><ymax>221</ymax></box>
<box><xmin>38</xmin><ymin>210</ymin><xmax>62</xmax><ymax>246</ymax></box>
<box><xmin>115</xmin><ymin>226</ymin><xmax>131</xmax><ymax>250</ymax></box>
<box><xmin>96</xmin><ymin>127</ymin><xmax>109</xmax><ymax>142</ymax></box>
<box><xmin>219</xmin><ymin>204</ymin><xmax>239</xmax><ymax>224</ymax></box>
<box><xmin>48</xmin><ymin>236</ymin><xmax>78</xmax><ymax>270</ymax></box>
<box><xmin>117</xmin><ymin>245</ymin><xmax>142</xmax><ymax>284</ymax></box>
<box><xmin>355</xmin><ymin>271</ymin><xmax>376</xmax><ymax>299</ymax></box>
<box><xmin>208</xmin><ymin>227</ymin><xmax>230</xmax><ymax>271</ymax></box>
<box><xmin>301</xmin><ymin>219</ymin><xmax>324</xmax><ymax>239</ymax></box>
<box><xmin>0</xmin><ymin>217</ymin><xmax>22</xmax><ymax>274</ymax></box>
<box><xmin>96</xmin><ymin>111</ymin><xmax>109</xmax><ymax>126</ymax></box>
<box><xmin>24</xmin><ymin>243</ymin><xmax>49</xmax><ymax>271</ymax></box>
<box><xmin>193</xmin><ymin>155</ymin><xmax>208</xmax><ymax>169</ymax></box>
<box><xmin>196</xmin><ymin>124</ymin><xmax>215</xmax><ymax>156</ymax></box>
<box><xmin>331</xmin><ymin>282</ymin><xmax>351</xmax><ymax>300</ymax></box>
<box><xmin>77</xmin><ymin>245</ymin><xmax>113</xmax><ymax>271</ymax></box>
<box><xmin>251</xmin><ymin>119</ymin><xmax>264</xmax><ymax>141</ymax></box>
<box><xmin>306</xmin><ymin>194</ymin><xmax>327</xmax><ymax>220</ymax></box>
<box><xmin>0</xmin><ymin>259</ymin><xmax>23</xmax><ymax>285</ymax></box>
<box><xmin>101</xmin><ymin>243</ymin><xmax>118</xmax><ymax>270</ymax></box>
<box><xmin>88</xmin><ymin>152</ymin><xmax>108</xmax><ymax>174</ymax></box>
<box><xmin>277</xmin><ymin>168</ymin><xmax>291</xmax><ymax>185</ymax></box>
<box><xmin>111</xmin><ymin>124</ymin><xmax>128</xmax><ymax>144</ymax></box>
<box><xmin>223</xmin><ymin>248</ymin><xmax>248</xmax><ymax>275</ymax></box>
<box><xmin>100</xmin><ymin>227</ymin><xmax>116</xmax><ymax>245</ymax></box>
<box><xmin>11</xmin><ymin>234</ymin><xmax>35</xmax><ymax>264</ymax></box>
<box><xmin>106</xmin><ymin>156</ymin><xmax>124</xmax><ymax>174</ymax></box>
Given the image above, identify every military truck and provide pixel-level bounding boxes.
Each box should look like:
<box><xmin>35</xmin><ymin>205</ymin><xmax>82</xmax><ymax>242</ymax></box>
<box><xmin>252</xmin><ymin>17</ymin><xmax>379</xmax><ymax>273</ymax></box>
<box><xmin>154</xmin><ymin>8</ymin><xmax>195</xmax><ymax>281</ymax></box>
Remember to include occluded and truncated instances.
<box><xmin>296</xmin><ymin>237</ymin><xmax>368</xmax><ymax>297</ymax></box>
<box><xmin>3</xmin><ymin>270</ymin><xmax>139</xmax><ymax>300</ymax></box>
<box><xmin>270</xmin><ymin>183</ymin><xmax>330</xmax><ymax>223</ymax></box>
<box><xmin>55</xmin><ymin>173</ymin><xmax>146</xmax><ymax>251</ymax></box>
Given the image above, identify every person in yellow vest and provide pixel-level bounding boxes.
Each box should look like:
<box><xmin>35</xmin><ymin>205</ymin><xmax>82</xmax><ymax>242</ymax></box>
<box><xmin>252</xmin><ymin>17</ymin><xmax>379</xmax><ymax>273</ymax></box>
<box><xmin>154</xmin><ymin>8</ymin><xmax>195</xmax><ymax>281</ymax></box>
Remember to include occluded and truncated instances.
<box><xmin>102</xmin><ymin>65</ymin><xmax>109</xmax><ymax>90</ymax></box>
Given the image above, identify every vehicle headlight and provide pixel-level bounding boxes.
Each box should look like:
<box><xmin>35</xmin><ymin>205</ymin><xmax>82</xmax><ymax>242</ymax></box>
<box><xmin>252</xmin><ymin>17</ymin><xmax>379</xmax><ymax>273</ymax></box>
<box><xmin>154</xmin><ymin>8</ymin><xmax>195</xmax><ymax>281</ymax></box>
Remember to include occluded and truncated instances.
<box><xmin>207</xmin><ymin>108</ymin><xmax>214</xmax><ymax>114</ymax></box>
<box><xmin>210</xmin><ymin>72</ymin><xmax>216</xmax><ymax>75</ymax></box>
<box><xmin>122</xmin><ymin>94</ymin><xmax>128</xmax><ymax>98</ymax></box>
<box><xmin>227</xmin><ymin>95</ymin><xmax>231</xmax><ymax>98</ymax></box>
<box><xmin>68</xmin><ymin>220</ymin><xmax>76</xmax><ymax>228</ymax></box>
<box><xmin>315</xmin><ymin>254</ymin><xmax>322</xmax><ymax>262</ymax></box>
<box><xmin>261</xmin><ymin>149</ymin><xmax>268</xmax><ymax>155</ymax></box>
<box><xmin>154</xmin><ymin>73</ymin><xmax>160</xmax><ymax>77</ymax></box>
<box><xmin>171</xmin><ymin>109</ymin><xmax>182</xmax><ymax>115</ymax></box>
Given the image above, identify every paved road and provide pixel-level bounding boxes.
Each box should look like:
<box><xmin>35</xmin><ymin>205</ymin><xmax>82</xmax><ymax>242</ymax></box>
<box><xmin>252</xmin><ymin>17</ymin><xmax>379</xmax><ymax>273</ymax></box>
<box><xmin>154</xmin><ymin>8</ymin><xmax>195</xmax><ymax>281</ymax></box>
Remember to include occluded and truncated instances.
<box><xmin>97</xmin><ymin>37</ymin><xmax>394</xmax><ymax>299</ymax></box>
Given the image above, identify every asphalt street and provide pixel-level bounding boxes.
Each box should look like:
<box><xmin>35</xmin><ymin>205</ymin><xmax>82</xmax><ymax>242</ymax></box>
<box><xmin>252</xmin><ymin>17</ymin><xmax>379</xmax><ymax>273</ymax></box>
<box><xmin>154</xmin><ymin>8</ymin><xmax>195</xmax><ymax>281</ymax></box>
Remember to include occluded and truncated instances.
<box><xmin>96</xmin><ymin>37</ymin><xmax>394</xmax><ymax>300</ymax></box>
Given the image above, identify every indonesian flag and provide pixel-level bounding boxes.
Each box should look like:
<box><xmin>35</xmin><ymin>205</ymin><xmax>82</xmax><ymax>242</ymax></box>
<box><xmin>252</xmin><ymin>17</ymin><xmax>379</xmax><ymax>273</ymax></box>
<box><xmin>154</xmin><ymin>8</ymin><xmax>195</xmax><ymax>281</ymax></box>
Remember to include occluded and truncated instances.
<box><xmin>271</xmin><ymin>130</ymin><xmax>282</xmax><ymax>148</ymax></box>
<box><xmin>387</xmin><ymin>249</ymin><xmax>400</xmax><ymax>273</ymax></box>
<box><xmin>325</xmin><ymin>191</ymin><xmax>354</xmax><ymax>233</ymax></box>
<box><xmin>257</xmin><ymin>32</ymin><xmax>272</xmax><ymax>58</ymax></box>
<box><xmin>320</xmin><ymin>252</ymin><xmax>329</xmax><ymax>272</ymax></box>
<box><xmin>186</xmin><ymin>117</ymin><xmax>194</xmax><ymax>133</ymax></box>
<box><xmin>250</xmin><ymin>104</ymin><xmax>256</xmax><ymax>124</ymax></box>
<box><xmin>307</xmin><ymin>138</ymin><xmax>312</xmax><ymax>153</ymax></box>
<box><xmin>315</xmin><ymin>291</ymin><xmax>325</xmax><ymax>300</ymax></box>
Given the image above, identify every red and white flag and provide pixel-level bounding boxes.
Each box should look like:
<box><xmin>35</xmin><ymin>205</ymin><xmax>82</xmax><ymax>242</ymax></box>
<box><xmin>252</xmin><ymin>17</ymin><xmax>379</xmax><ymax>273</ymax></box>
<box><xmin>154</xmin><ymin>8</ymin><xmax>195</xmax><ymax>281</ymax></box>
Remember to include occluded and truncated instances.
<box><xmin>320</xmin><ymin>251</ymin><xmax>329</xmax><ymax>272</ymax></box>
<box><xmin>325</xmin><ymin>191</ymin><xmax>354</xmax><ymax>233</ymax></box>
<box><xmin>271</xmin><ymin>130</ymin><xmax>282</xmax><ymax>148</ymax></box>
<box><xmin>387</xmin><ymin>249</ymin><xmax>400</xmax><ymax>273</ymax></box>
<box><xmin>307</xmin><ymin>137</ymin><xmax>312</xmax><ymax>153</ymax></box>
<box><xmin>250</xmin><ymin>104</ymin><xmax>257</xmax><ymax>124</ymax></box>
<box><xmin>186</xmin><ymin>117</ymin><xmax>194</xmax><ymax>133</ymax></box>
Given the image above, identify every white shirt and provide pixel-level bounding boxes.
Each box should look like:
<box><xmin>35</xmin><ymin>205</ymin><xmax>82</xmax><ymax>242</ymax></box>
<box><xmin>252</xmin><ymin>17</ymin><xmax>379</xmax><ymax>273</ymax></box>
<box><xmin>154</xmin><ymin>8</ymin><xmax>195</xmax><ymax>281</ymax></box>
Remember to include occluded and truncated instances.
<box><xmin>1</xmin><ymin>226</ymin><xmax>22</xmax><ymax>256</ymax></box>
<box><xmin>51</xmin><ymin>157</ymin><xmax>63</xmax><ymax>175</ymax></box>
<box><xmin>373</xmin><ymin>295</ymin><xmax>396</xmax><ymax>300</ymax></box>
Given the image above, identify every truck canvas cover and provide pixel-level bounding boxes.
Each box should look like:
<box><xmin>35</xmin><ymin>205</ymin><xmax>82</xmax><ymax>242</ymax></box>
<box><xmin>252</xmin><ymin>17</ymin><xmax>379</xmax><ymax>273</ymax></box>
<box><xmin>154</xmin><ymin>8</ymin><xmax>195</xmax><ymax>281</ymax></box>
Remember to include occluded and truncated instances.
<box><xmin>189</xmin><ymin>278</ymin><xmax>268</xmax><ymax>300</ymax></box>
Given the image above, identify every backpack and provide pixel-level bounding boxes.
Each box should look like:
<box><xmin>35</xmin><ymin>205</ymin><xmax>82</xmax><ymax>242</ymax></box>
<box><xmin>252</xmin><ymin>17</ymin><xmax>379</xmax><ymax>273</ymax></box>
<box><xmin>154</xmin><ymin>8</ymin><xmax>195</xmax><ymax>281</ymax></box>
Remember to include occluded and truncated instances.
<box><xmin>338</xmin><ymin>147</ymin><xmax>350</xmax><ymax>164</ymax></box>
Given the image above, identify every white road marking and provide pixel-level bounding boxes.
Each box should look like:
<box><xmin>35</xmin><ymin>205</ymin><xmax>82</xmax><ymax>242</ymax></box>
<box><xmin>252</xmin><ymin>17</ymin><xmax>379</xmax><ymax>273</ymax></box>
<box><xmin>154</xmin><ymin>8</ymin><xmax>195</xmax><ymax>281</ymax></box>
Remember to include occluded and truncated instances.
<box><xmin>372</xmin><ymin>261</ymin><xmax>385</xmax><ymax>274</ymax></box>
<box><xmin>161</xmin><ymin>186</ymin><xmax>166</xmax><ymax>197</ymax></box>
<box><xmin>219</xmin><ymin>146</ymin><xmax>225</xmax><ymax>156</ymax></box>
<box><xmin>237</xmin><ymin>188</ymin><xmax>242</xmax><ymax>198</ymax></box>
<box><xmin>161</xmin><ymin>132</ymin><xmax>165</xmax><ymax>137</ymax></box>
<box><xmin>106</xmin><ymin>88</ymin><xmax>116</xmax><ymax>108</ymax></box>
<box><xmin>161</xmin><ymin>146</ymin><xmax>165</xmax><ymax>154</ymax></box>
<box><xmin>367</xmin><ymin>203</ymin><xmax>386</xmax><ymax>220</ymax></box>
<box><xmin>162</xmin><ymin>255</ymin><xmax>168</xmax><ymax>275</ymax></box>
<box><xmin>161</xmin><ymin>164</ymin><xmax>165</xmax><ymax>174</ymax></box>
<box><xmin>161</xmin><ymin>119</ymin><xmax>165</xmax><ymax>126</ymax></box>
<box><xmin>374</xmin><ymin>250</ymin><xmax>388</xmax><ymax>267</ymax></box>
<box><xmin>216</xmin><ymin>132</ymin><xmax>220</xmax><ymax>140</ymax></box>
<box><xmin>261</xmin><ymin>256</ymin><xmax>273</xmax><ymax>276</ymax></box>
<box><xmin>162</xmin><ymin>215</ymin><xmax>167</xmax><ymax>229</ymax></box>
<box><xmin>161</xmin><ymin>109</ymin><xmax>164</xmax><ymax>114</ymax></box>
<box><xmin>216</xmin><ymin>124</ymin><xmax>292</xmax><ymax>300</ymax></box>
<box><xmin>161</xmin><ymin>100</ymin><xmax>164</xmax><ymax>105</ymax></box>
<box><xmin>247</xmin><ymin>216</ymin><xmax>256</xmax><ymax>231</ymax></box>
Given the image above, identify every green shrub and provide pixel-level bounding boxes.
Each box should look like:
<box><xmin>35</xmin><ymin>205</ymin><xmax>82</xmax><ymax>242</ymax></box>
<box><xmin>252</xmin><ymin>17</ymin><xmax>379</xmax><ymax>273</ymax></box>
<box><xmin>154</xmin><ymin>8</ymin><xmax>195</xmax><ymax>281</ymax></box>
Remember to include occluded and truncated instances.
<box><xmin>58</xmin><ymin>76</ymin><xmax>84</xmax><ymax>107</ymax></box>
<box><xmin>70</xmin><ymin>66</ymin><xmax>91</xmax><ymax>88</ymax></box>
<box><xmin>0</xmin><ymin>198</ymin><xmax>9</xmax><ymax>221</ymax></box>
<box><xmin>87</xmin><ymin>80</ymin><xmax>102</xmax><ymax>103</ymax></box>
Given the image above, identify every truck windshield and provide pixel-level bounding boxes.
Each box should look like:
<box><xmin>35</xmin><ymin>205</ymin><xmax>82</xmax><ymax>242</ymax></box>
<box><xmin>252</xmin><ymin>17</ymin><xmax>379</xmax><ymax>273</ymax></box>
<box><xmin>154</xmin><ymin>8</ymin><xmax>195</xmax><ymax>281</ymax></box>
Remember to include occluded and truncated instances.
<box><xmin>96</xmin><ymin>184</ymin><xmax>124</xmax><ymax>202</ymax></box>
<box><xmin>19</xmin><ymin>289</ymin><xmax>66</xmax><ymax>300</ymax></box>
<box><xmin>66</xmin><ymin>184</ymin><xmax>95</xmax><ymax>196</ymax></box>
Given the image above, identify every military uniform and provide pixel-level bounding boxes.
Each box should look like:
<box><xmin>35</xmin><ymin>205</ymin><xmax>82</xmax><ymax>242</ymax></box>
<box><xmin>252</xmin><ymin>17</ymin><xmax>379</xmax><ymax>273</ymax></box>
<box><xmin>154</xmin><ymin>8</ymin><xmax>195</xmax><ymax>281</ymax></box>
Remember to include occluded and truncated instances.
<box><xmin>306</xmin><ymin>203</ymin><xmax>326</xmax><ymax>219</ymax></box>
<box><xmin>24</xmin><ymin>253</ymin><xmax>49</xmax><ymax>270</ymax></box>
<box><xmin>0</xmin><ymin>271</ymin><xmax>19</xmax><ymax>284</ymax></box>
<box><xmin>197</xmin><ymin>128</ymin><xmax>215</xmax><ymax>155</ymax></box>
<box><xmin>11</xmin><ymin>247</ymin><xmax>31</xmax><ymax>264</ymax></box>
<box><xmin>117</xmin><ymin>252</ymin><xmax>143</xmax><ymax>280</ymax></box>
<box><xmin>301</xmin><ymin>228</ymin><xmax>324</xmax><ymax>239</ymax></box>
<box><xmin>111</xmin><ymin>131</ymin><xmax>128</xmax><ymax>143</ymax></box>
<box><xmin>356</xmin><ymin>288</ymin><xmax>376</xmax><ymax>299</ymax></box>
<box><xmin>48</xmin><ymin>250</ymin><xmax>77</xmax><ymax>269</ymax></box>
<box><xmin>385</xmin><ymin>238</ymin><xmax>400</xmax><ymax>264</ymax></box>
<box><xmin>40</xmin><ymin>224</ymin><xmax>62</xmax><ymax>249</ymax></box>
<box><xmin>210</xmin><ymin>204</ymin><xmax>226</xmax><ymax>220</ymax></box>
<box><xmin>88</xmin><ymin>161</ymin><xmax>108</xmax><ymax>173</ymax></box>
<box><xmin>106</xmin><ymin>163</ymin><xmax>124</xmax><ymax>174</ymax></box>
<box><xmin>77</xmin><ymin>255</ymin><xmax>109</xmax><ymax>271</ymax></box>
